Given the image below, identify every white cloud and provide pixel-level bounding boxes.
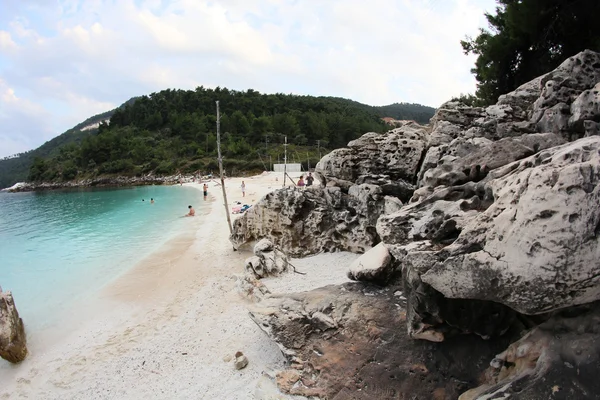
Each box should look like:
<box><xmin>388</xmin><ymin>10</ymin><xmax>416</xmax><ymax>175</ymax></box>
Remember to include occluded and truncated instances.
<box><xmin>0</xmin><ymin>30</ymin><xmax>18</xmax><ymax>50</ymax></box>
<box><xmin>0</xmin><ymin>79</ymin><xmax>54</xmax><ymax>157</ymax></box>
<box><xmin>0</xmin><ymin>0</ymin><xmax>498</xmax><ymax>158</ymax></box>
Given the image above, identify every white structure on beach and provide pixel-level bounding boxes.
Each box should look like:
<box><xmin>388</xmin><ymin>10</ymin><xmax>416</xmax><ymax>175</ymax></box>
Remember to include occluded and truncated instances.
<box><xmin>272</xmin><ymin>163</ymin><xmax>301</xmax><ymax>172</ymax></box>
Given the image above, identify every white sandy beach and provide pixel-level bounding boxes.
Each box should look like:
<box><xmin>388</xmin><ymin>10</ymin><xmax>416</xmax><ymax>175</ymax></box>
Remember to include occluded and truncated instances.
<box><xmin>0</xmin><ymin>172</ymin><xmax>358</xmax><ymax>400</ymax></box>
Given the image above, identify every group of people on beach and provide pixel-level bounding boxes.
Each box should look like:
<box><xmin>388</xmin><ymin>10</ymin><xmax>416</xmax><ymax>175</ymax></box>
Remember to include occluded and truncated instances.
<box><xmin>297</xmin><ymin>172</ymin><xmax>314</xmax><ymax>188</ymax></box>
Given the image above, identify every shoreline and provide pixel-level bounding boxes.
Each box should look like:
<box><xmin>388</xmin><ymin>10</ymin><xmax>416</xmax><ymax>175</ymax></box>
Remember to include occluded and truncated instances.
<box><xmin>1</xmin><ymin>172</ymin><xmax>355</xmax><ymax>400</ymax></box>
<box><xmin>1</xmin><ymin>174</ymin><xmax>198</xmax><ymax>193</ymax></box>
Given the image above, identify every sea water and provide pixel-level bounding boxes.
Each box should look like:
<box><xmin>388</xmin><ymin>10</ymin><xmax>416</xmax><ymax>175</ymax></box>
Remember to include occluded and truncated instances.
<box><xmin>0</xmin><ymin>185</ymin><xmax>206</xmax><ymax>336</ymax></box>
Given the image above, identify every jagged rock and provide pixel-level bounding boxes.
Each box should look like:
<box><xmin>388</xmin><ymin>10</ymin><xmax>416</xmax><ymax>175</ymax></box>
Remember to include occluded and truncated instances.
<box><xmin>569</xmin><ymin>82</ymin><xmax>600</xmax><ymax>133</ymax></box>
<box><xmin>422</xmin><ymin>137</ymin><xmax>600</xmax><ymax>315</ymax></box>
<box><xmin>460</xmin><ymin>302</ymin><xmax>600</xmax><ymax>400</ymax></box>
<box><xmin>347</xmin><ymin>242</ymin><xmax>393</xmax><ymax>284</ymax></box>
<box><xmin>355</xmin><ymin>174</ymin><xmax>414</xmax><ymax>202</ymax></box>
<box><xmin>584</xmin><ymin>120</ymin><xmax>600</xmax><ymax>137</ymax></box>
<box><xmin>240</xmin><ymin>50</ymin><xmax>600</xmax><ymax>399</ymax></box>
<box><xmin>0</xmin><ymin>289</ymin><xmax>27</xmax><ymax>363</ymax></box>
<box><xmin>230</xmin><ymin>186</ymin><xmax>390</xmax><ymax>256</ymax></box>
<box><xmin>243</xmin><ymin>239</ymin><xmax>289</xmax><ymax>279</ymax></box>
<box><xmin>531</xmin><ymin>50</ymin><xmax>600</xmax><ymax>139</ymax></box>
<box><xmin>315</xmin><ymin>124</ymin><xmax>428</xmax><ymax>185</ymax></box>
<box><xmin>377</xmin><ymin>182</ymin><xmax>488</xmax><ymax>248</ymax></box>
<box><xmin>236</xmin><ymin>274</ymin><xmax>271</xmax><ymax>302</ymax></box>
<box><xmin>419</xmin><ymin>133</ymin><xmax>565</xmax><ymax>188</ymax></box>
<box><xmin>497</xmin><ymin>75</ymin><xmax>545</xmax><ymax>113</ymax></box>
<box><xmin>254</xmin><ymin>238</ymin><xmax>274</xmax><ymax>255</ymax></box>
<box><xmin>249</xmin><ymin>283</ymin><xmax>516</xmax><ymax>399</ymax></box>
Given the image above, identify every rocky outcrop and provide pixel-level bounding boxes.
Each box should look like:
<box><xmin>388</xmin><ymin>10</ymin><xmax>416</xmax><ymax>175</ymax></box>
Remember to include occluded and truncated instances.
<box><xmin>420</xmin><ymin>137</ymin><xmax>600</xmax><ymax>315</ymax></box>
<box><xmin>239</xmin><ymin>51</ymin><xmax>600</xmax><ymax>398</ymax></box>
<box><xmin>316</xmin><ymin>121</ymin><xmax>428</xmax><ymax>189</ymax></box>
<box><xmin>419</xmin><ymin>133</ymin><xmax>565</xmax><ymax>189</ymax></box>
<box><xmin>0</xmin><ymin>289</ymin><xmax>27</xmax><ymax>363</ymax></box>
<box><xmin>230</xmin><ymin>185</ymin><xmax>392</xmax><ymax>256</ymax></box>
<box><xmin>249</xmin><ymin>283</ymin><xmax>517</xmax><ymax>399</ymax></box>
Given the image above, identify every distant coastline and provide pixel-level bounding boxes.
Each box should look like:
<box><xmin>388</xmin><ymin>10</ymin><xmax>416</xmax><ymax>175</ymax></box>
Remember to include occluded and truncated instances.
<box><xmin>2</xmin><ymin>174</ymin><xmax>191</xmax><ymax>193</ymax></box>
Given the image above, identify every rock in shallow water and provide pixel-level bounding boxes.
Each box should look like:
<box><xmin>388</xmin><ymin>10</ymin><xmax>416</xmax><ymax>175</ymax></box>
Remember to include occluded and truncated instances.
<box><xmin>0</xmin><ymin>289</ymin><xmax>27</xmax><ymax>363</ymax></box>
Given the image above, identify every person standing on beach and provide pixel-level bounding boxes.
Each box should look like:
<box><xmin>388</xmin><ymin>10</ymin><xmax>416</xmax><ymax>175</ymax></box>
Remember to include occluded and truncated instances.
<box><xmin>241</xmin><ymin>181</ymin><xmax>246</xmax><ymax>197</ymax></box>
<box><xmin>297</xmin><ymin>176</ymin><xmax>305</xmax><ymax>188</ymax></box>
<box><xmin>306</xmin><ymin>173</ymin><xmax>314</xmax><ymax>187</ymax></box>
<box><xmin>185</xmin><ymin>205</ymin><xmax>195</xmax><ymax>216</ymax></box>
<box><xmin>203</xmin><ymin>183</ymin><xmax>208</xmax><ymax>199</ymax></box>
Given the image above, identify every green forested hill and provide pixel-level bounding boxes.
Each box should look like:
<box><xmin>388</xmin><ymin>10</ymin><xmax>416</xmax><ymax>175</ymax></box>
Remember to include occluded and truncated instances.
<box><xmin>1</xmin><ymin>87</ymin><xmax>435</xmax><ymax>188</ymax></box>
<box><xmin>375</xmin><ymin>102</ymin><xmax>436</xmax><ymax>122</ymax></box>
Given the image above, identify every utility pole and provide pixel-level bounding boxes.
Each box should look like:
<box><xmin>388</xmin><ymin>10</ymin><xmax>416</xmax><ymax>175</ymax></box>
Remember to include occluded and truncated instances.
<box><xmin>283</xmin><ymin>135</ymin><xmax>288</xmax><ymax>187</ymax></box>
<box><xmin>216</xmin><ymin>101</ymin><xmax>233</xmax><ymax>234</ymax></box>
<box><xmin>317</xmin><ymin>140</ymin><xmax>321</xmax><ymax>159</ymax></box>
<box><xmin>265</xmin><ymin>135</ymin><xmax>269</xmax><ymax>171</ymax></box>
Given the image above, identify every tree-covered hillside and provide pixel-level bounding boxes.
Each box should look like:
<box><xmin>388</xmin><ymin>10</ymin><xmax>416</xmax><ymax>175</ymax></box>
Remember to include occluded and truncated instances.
<box><xmin>1</xmin><ymin>87</ymin><xmax>436</xmax><ymax>188</ymax></box>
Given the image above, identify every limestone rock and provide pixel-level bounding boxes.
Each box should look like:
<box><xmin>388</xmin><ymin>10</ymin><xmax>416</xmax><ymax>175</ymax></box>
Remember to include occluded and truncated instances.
<box><xmin>584</xmin><ymin>120</ymin><xmax>600</xmax><ymax>137</ymax></box>
<box><xmin>249</xmin><ymin>283</ymin><xmax>515</xmax><ymax>399</ymax></box>
<box><xmin>315</xmin><ymin>123</ymin><xmax>428</xmax><ymax>185</ymax></box>
<box><xmin>460</xmin><ymin>302</ymin><xmax>600</xmax><ymax>400</ymax></box>
<box><xmin>347</xmin><ymin>242</ymin><xmax>393</xmax><ymax>284</ymax></box>
<box><xmin>0</xmin><ymin>289</ymin><xmax>27</xmax><ymax>363</ymax></box>
<box><xmin>230</xmin><ymin>186</ymin><xmax>388</xmax><ymax>256</ymax></box>
<box><xmin>234</xmin><ymin>351</ymin><xmax>249</xmax><ymax>370</ymax></box>
<box><xmin>377</xmin><ymin>182</ymin><xmax>488</xmax><ymax>248</ymax></box>
<box><xmin>253</xmin><ymin>238</ymin><xmax>274</xmax><ymax>255</ymax></box>
<box><xmin>569</xmin><ymin>82</ymin><xmax>600</xmax><ymax>133</ymax></box>
<box><xmin>355</xmin><ymin>174</ymin><xmax>414</xmax><ymax>203</ymax></box>
<box><xmin>419</xmin><ymin>133</ymin><xmax>565</xmax><ymax>188</ymax></box>
<box><xmin>422</xmin><ymin>137</ymin><xmax>600</xmax><ymax>315</ymax></box>
<box><xmin>531</xmin><ymin>50</ymin><xmax>600</xmax><ymax>139</ymax></box>
<box><xmin>497</xmin><ymin>74</ymin><xmax>545</xmax><ymax>113</ymax></box>
<box><xmin>236</xmin><ymin>274</ymin><xmax>271</xmax><ymax>302</ymax></box>
<box><xmin>243</xmin><ymin>239</ymin><xmax>289</xmax><ymax>279</ymax></box>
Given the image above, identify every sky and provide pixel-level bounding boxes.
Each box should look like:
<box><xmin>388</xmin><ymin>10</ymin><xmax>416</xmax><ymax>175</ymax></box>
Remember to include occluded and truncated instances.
<box><xmin>0</xmin><ymin>0</ymin><xmax>498</xmax><ymax>158</ymax></box>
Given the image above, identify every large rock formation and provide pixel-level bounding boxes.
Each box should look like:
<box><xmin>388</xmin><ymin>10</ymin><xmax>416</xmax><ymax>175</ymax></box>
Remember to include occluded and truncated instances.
<box><xmin>422</xmin><ymin>137</ymin><xmax>600</xmax><ymax>315</ymax></box>
<box><xmin>0</xmin><ymin>289</ymin><xmax>27</xmax><ymax>363</ymax></box>
<box><xmin>249</xmin><ymin>283</ymin><xmax>517</xmax><ymax>400</ymax></box>
<box><xmin>230</xmin><ymin>185</ymin><xmax>396</xmax><ymax>256</ymax></box>
<box><xmin>235</xmin><ymin>50</ymin><xmax>600</xmax><ymax>399</ymax></box>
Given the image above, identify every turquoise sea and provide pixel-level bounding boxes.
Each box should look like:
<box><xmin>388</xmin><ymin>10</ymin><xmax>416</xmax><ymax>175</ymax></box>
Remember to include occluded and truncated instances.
<box><xmin>0</xmin><ymin>185</ymin><xmax>206</xmax><ymax>338</ymax></box>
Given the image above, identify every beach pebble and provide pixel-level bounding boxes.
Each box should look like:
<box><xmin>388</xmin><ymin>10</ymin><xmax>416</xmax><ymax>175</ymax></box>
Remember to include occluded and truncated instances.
<box><xmin>234</xmin><ymin>351</ymin><xmax>249</xmax><ymax>370</ymax></box>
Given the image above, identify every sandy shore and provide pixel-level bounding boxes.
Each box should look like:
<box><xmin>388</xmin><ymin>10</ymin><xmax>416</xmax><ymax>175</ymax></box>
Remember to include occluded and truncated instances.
<box><xmin>1</xmin><ymin>172</ymin><xmax>357</xmax><ymax>400</ymax></box>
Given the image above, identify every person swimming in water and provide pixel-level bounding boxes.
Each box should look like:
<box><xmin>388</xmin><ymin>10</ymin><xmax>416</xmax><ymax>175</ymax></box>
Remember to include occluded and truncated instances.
<box><xmin>150</xmin><ymin>198</ymin><xmax>155</xmax><ymax>204</ymax></box>
<box><xmin>185</xmin><ymin>205</ymin><xmax>195</xmax><ymax>217</ymax></box>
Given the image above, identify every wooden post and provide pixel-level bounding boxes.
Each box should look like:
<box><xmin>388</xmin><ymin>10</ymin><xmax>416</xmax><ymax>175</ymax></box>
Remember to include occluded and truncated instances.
<box><xmin>283</xmin><ymin>136</ymin><xmax>288</xmax><ymax>187</ymax></box>
<box><xmin>216</xmin><ymin>101</ymin><xmax>233</xmax><ymax>234</ymax></box>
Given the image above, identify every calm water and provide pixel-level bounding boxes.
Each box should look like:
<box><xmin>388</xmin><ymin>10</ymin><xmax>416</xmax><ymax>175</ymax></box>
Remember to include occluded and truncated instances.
<box><xmin>0</xmin><ymin>185</ymin><xmax>206</xmax><ymax>334</ymax></box>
